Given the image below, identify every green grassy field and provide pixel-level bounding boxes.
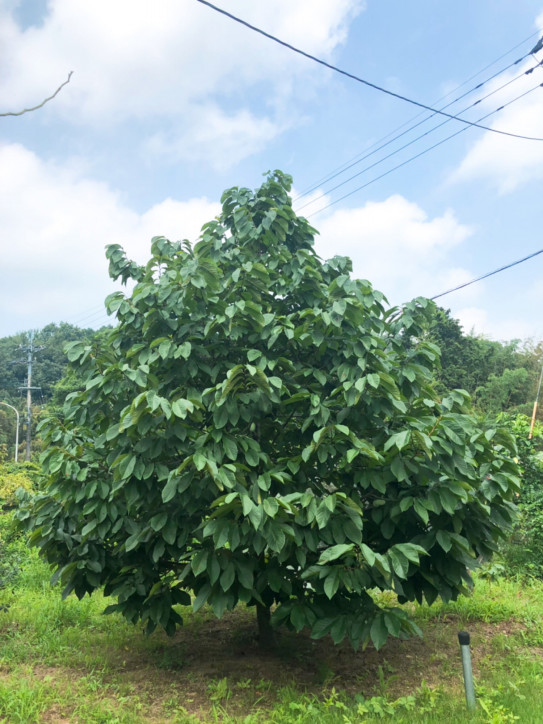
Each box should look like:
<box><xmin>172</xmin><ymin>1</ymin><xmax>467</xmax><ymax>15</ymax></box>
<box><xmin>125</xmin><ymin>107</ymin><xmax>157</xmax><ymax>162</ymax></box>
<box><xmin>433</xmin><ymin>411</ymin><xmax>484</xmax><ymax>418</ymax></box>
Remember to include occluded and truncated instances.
<box><xmin>0</xmin><ymin>527</ymin><xmax>542</xmax><ymax>723</ymax></box>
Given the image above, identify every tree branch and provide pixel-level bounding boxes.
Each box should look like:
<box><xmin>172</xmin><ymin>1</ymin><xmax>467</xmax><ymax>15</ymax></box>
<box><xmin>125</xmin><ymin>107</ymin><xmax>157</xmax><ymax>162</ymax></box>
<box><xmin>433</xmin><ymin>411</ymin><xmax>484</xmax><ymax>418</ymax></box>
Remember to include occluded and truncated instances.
<box><xmin>0</xmin><ymin>72</ymin><xmax>74</xmax><ymax>117</ymax></box>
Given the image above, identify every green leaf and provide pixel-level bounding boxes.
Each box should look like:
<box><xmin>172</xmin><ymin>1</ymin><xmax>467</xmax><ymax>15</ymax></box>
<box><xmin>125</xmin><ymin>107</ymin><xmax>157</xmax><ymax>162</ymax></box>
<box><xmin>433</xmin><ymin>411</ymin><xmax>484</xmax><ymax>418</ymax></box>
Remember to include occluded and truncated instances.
<box><xmin>437</xmin><ymin>488</ymin><xmax>458</xmax><ymax>515</ymax></box>
<box><xmin>370</xmin><ymin>615</ymin><xmax>388</xmax><ymax>650</ymax></box>
<box><xmin>223</xmin><ymin>438</ymin><xmax>238</xmax><ymax>461</ymax></box>
<box><xmin>388</xmin><ymin>549</ymin><xmax>409</xmax><ymax>579</ymax></box>
<box><xmin>176</xmin><ymin>341</ymin><xmax>192</xmax><ymax>360</ymax></box>
<box><xmin>263</xmin><ymin>498</ymin><xmax>279</xmax><ymax>517</ymax></box>
<box><xmin>360</xmin><ymin>544</ymin><xmax>376</xmax><ymax>567</ymax></box>
<box><xmin>220</xmin><ymin>562</ymin><xmax>236</xmax><ymax>592</ymax></box>
<box><xmin>317</xmin><ymin>543</ymin><xmax>354</xmax><ymax>565</ymax></box>
<box><xmin>436</xmin><ymin>530</ymin><xmax>453</xmax><ymax>553</ymax></box>
<box><xmin>125</xmin><ymin>530</ymin><xmax>141</xmax><ymax>551</ymax></box>
<box><xmin>105</xmin><ymin>423</ymin><xmax>121</xmax><ymax>441</ymax></box>
<box><xmin>193</xmin><ymin>452</ymin><xmax>207</xmax><ymax>471</ymax></box>
<box><xmin>384</xmin><ymin>430</ymin><xmax>411</xmax><ymax>452</ymax></box>
<box><xmin>310</xmin><ymin>617</ymin><xmax>334</xmax><ymax>640</ymax></box>
<box><xmin>266</xmin><ymin>524</ymin><xmax>286</xmax><ymax>553</ymax></box>
<box><xmin>214</xmin><ymin>405</ymin><xmax>229</xmax><ymax>429</ymax></box>
<box><xmin>188</xmin><ymin>550</ymin><xmax>207</xmax><ymax>577</ymax></box>
<box><xmin>172</xmin><ymin>398</ymin><xmax>194</xmax><ymax>419</ymax></box>
<box><xmin>119</xmin><ymin>455</ymin><xmax>137</xmax><ymax>480</ymax></box>
<box><xmin>323</xmin><ymin>569</ymin><xmax>340</xmax><ymax>599</ymax></box>
<box><xmin>315</xmin><ymin>502</ymin><xmax>331</xmax><ymax>529</ymax></box>
<box><xmin>394</xmin><ymin>543</ymin><xmax>428</xmax><ymax>563</ymax></box>
<box><xmin>150</xmin><ymin>512</ymin><xmax>168</xmax><ymax>532</ymax></box>
<box><xmin>248</xmin><ymin>504</ymin><xmax>264</xmax><ymax>530</ymax></box>
<box><xmin>162</xmin><ymin>519</ymin><xmax>177</xmax><ymax>545</ymax></box>
<box><xmin>330</xmin><ymin>617</ymin><xmax>347</xmax><ymax>644</ymax></box>
<box><xmin>162</xmin><ymin>477</ymin><xmax>178</xmax><ymax>503</ymax></box>
<box><xmin>346</xmin><ymin>449</ymin><xmax>359</xmax><ymax>464</ymax></box>
<box><xmin>193</xmin><ymin>584</ymin><xmax>211</xmax><ymax>613</ymax></box>
<box><xmin>414</xmin><ymin>499</ymin><xmax>429</xmax><ymax>524</ymax></box>
<box><xmin>241</xmin><ymin>496</ymin><xmax>255</xmax><ymax>516</ymax></box>
<box><xmin>384</xmin><ymin>611</ymin><xmax>402</xmax><ymax>637</ymax></box>
<box><xmin>235</xmin><ymin>560</ymin><xmax>253</xmax><ymax>590</ymax></box>
<box><xmin>343</xmin><ymin>519</ymin><xmax>362</xmax><ymax>544</ymax></box>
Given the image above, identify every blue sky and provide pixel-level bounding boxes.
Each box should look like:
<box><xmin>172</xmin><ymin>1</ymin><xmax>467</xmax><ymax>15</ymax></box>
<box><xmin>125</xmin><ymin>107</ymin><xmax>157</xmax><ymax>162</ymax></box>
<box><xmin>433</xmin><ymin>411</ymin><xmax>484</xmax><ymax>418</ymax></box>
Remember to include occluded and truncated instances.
<box><xmin>1</xmin><ymin>0</ymin><xmax>543</xmax><ymax>341</ymax></box>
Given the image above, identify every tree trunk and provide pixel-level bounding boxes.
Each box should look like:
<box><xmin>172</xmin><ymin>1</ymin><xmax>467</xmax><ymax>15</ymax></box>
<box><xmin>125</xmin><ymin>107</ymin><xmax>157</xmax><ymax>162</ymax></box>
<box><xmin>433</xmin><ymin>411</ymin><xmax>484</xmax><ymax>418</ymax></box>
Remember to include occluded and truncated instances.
<box><xmin>256</xmin><ymin>602</ymin><xmax>276</xmax><ymax>649</ymax></box>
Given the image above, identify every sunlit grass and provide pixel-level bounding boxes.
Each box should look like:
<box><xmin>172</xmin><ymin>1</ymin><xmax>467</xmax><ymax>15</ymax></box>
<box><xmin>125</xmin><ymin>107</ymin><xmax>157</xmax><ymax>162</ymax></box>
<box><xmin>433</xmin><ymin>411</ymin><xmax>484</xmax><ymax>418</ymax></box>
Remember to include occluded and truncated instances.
<box><xmin>0</xmin><ymin>544</ymin><xmax>542</xmax><ymax>722</ymax></box>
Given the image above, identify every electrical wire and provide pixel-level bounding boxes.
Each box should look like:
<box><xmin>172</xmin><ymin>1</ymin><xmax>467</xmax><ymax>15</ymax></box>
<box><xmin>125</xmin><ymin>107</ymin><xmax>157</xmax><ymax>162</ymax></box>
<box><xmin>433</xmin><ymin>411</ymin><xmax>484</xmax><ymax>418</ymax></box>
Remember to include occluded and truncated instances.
<box><xmin>66</xmin><ymin>309</ymin><xmax>112</xmax><ymax>329</ymax></box>
<box><xmin>296</xmin><ymin>30</ymin><xmax>542</xmax><ymax>198</ymax></box>
<box><xmin>305</xmin><ymin>81</ymin><xmax>543</xmax><ymax>217</ymax></box>
<box><xmin>69</xmin><ymin>304</ymin><xmax>108</xmax><ymax>326</ymax></box>
<box><xmin>430</xmin><ymin>248</ymin><xmax>543</xmax><ymax>301</ymax></box>
<box><xmin>195</xmin><ymin>0</ymin><xmax>543</xmax><ymax>142</ymax></box>
<box><xmin>295</xmin><ymin>62</ymin><xmax>543</xmax><ymax>213</ymax></box>
<box><xmin>295</xmin><ymin>56</ymin><xmax>541</xmax><ymax>203</ymax></box>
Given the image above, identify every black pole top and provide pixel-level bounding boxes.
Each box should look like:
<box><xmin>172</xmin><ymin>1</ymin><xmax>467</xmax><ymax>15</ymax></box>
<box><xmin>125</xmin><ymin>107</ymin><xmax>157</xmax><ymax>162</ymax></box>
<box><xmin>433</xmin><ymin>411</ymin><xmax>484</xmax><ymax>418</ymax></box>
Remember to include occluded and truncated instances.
<box><xmin>458</xmin><ymin>631</ymin><xmax>470</xmax><ymax>646</ymax></box>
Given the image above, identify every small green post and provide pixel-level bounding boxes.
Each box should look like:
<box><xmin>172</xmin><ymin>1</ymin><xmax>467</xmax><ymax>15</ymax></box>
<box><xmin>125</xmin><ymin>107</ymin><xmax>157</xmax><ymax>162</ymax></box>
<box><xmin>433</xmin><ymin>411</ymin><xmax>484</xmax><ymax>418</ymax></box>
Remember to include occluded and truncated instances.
<box><xmin>458</xmin><ymin>631</ymin><xmax>476</xmax><ymax>711</ymax></box>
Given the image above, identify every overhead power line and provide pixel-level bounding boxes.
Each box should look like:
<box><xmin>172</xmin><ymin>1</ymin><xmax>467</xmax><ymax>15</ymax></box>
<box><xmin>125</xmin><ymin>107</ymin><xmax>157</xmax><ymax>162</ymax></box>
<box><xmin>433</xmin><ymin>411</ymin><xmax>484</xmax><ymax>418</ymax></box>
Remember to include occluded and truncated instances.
<box><xmin>305</xmin><ymin>81</ymin><xmax>543</xmax><ymax>217</ymax></box>
<box><xmin>296</xmin><ymin>63</ymin><xmax>543</xmax><ymax>213</ymax></box>
<box><xmin>296</xmin><ymin>57</ymin><xmax>541</xmax><ymax>204</ymax></box>
<box><xmin>195</xmin><ymin>0</ymin><xmax>543</xmax><ymax>142</ymax></box>
<box><xmin>298</xmin><ymin>29</ymin><xmax>541</xmax><ymax>198</ymax></box>
<box><xmin>531</xmin><ymin>36</ymin><xmax>543</xmax><ymax>54</ymax></box>
<box><xmin>430</xmin><ymin>248</ymin><xmax>543</xmax><ymax>301</ymax></box>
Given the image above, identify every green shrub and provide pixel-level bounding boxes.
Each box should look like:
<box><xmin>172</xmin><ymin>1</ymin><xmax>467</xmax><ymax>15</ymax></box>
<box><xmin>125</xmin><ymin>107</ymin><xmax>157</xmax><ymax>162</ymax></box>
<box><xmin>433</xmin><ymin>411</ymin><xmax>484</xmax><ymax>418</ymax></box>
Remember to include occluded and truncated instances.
<box><xmin>498</xmin><ymin>414</ymin><xmax>543</xmax><ymax>576</ymax></box>
<box><xmin>0</xmin><ymin>462</ymin><xmax>39</xmax><ymax>508</ymax></box>
<box><xmin>0</xmin><ymin>511</ymin><xmax>32</xmax><ymax>590</ymax></box>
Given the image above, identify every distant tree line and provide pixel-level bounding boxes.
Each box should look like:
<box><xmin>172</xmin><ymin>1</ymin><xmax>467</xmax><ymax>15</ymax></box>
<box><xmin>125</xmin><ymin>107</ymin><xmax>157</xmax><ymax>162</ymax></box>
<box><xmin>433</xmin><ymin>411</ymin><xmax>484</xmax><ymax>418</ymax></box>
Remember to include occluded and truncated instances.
<box><xmin>0</xmin><ymin>323</ymin><xmax>110</xmax><ymax>459</ymax></box>
<box><xmin>429</xmin><ymin>308</ymin><xmax>543</xmax><ymax>417</ymax></box>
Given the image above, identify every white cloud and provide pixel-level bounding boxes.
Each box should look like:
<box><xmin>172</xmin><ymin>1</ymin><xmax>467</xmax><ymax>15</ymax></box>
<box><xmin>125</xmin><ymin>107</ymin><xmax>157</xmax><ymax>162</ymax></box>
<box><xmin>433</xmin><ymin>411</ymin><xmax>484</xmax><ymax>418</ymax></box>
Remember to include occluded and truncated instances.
<box><xmin>454</xmin><ymin>306</ymin><xmax>541</xmax><ymax>342</ymax></box>
<box><xmin>0</xmin><ymin>1</ymin><xmax>364</xmax><ymax>156</ymax></box>
<box><xmin>0</xmin><ymin>143</ymin><xmax>220</xmax><ymax>334</ymax></box>
<box><xmin>2</xmin><ymin>140</ymin><xmax>540</xmax><ymax>342</ymax></box>
<box><xmin>147</xmin><ymin>105</ymin><xmax>286</xmax><ymax>170</ymax></box>
<box><xmin>313</xmin><ymin>194</ymin><xmax>473</xmax><ymax>304</ymax></box>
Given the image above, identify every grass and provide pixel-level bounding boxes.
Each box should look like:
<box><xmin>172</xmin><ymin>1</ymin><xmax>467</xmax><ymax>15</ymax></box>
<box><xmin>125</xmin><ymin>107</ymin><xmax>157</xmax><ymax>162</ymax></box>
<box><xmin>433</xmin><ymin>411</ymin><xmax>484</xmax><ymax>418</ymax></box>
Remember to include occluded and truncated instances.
<box><xmin>0</xmin><ymin>542</ymin><xmax>542</xmax><ymax>722</ymax></box>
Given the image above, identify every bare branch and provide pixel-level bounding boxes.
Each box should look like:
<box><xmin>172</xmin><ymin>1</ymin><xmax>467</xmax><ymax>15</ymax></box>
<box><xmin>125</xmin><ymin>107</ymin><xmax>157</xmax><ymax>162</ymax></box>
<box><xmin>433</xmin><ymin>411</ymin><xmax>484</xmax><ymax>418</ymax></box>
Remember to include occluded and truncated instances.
<box><xmin>0</xmin><ymin>71</ymin><xmax>74</xmax><ymax>118</ymax></box>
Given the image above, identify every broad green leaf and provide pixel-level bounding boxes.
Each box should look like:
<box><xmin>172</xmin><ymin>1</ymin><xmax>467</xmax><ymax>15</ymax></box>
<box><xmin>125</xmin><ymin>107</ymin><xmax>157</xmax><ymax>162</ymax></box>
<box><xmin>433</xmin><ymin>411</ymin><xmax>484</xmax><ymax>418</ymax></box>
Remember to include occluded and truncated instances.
<box><xmin>150</xmin><ymin>512</ymin><xmax>168</xmax><ymax>532</ymax></box>
<box><xmin>223</xmin><ymin>438</ymin><xmax>238</xmax><ymax>461</ymax></box>
<box><xmin>266</xmin><ymin>525</ymin><xmax>286</xmax><ymax>552</ymax></box>
<box><xmin>193</xmin><ymin>584</ymin><xmax>211</xmax><ymax>613</ymax></box>
<box><xmin>370</xmin><ymin>615</ymin><xmax>388</xmax><ymax>650</ymax></box>
<box><xmin>436</xmin><ymin>530</ymin><xmax>453</xmax><ymax>553</ymax></box>
<box><xmin>317</xmin><ymin>543</ymin><xmax>354</xmax><ymax>565</ymax></box>
<box><xmin>162</xmin><ymin>477</ymin><xmax>178</xmax><ymax>503</ymax></box>
<box><xmin>263</xmin><ymin>498</ymin><xmax>279</xmax><ymax>517</ymax></box>
<box><xmin>360</xmin><ymin>544</ymin><xmax>376</xmax><ymax>567</ymax></box>
<box><xmin>323</xmin><ymin>569</ymin><xmax>340</xmax><ymax>599</ymax></box>
<box><xmin>191</xmin><ymin>549</ymin><xmax>208</xmax><ymax>576</ymax></box>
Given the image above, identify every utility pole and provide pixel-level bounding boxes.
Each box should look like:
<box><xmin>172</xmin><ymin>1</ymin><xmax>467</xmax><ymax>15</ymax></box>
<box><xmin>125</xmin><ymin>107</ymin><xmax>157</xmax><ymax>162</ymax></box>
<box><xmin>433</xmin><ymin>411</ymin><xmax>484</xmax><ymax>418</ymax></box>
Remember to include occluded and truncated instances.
<box><xmin>13</xmin><ymin>332</ymin><xmax>43</xmax><ymax>461</ymax></box>
<box><xmin>529</xmin><ymin>362</ymin><xmax>543</xmax><ymax>440</ymax></box>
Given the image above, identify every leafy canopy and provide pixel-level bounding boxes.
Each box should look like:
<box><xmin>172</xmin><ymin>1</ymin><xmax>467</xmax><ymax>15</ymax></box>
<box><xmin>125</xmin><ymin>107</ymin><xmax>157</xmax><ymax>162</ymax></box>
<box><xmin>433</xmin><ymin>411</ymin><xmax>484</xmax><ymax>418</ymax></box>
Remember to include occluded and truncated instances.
<box><xmin>19</xmin><ymin>171</ymin><xmax>520</xmax><ymax>650</ymax></box>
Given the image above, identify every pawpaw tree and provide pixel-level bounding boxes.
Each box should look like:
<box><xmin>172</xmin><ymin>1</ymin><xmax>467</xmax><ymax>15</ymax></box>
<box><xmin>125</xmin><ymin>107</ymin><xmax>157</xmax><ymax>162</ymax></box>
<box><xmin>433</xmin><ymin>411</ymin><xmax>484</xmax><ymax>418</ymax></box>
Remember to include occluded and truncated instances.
<box><xmin>18</xmin><ymin>171</ymin><xmax>520</xmax><ymax>650</ymax></box>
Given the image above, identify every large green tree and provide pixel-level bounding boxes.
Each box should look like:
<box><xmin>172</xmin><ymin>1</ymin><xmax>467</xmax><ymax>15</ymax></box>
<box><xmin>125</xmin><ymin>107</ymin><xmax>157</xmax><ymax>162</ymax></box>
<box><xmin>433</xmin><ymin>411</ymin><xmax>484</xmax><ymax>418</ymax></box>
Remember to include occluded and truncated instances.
<box><xmin>19</xmin><ymin>172</ymin><xmax>520</xmax><ymax>650</ymax></box>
